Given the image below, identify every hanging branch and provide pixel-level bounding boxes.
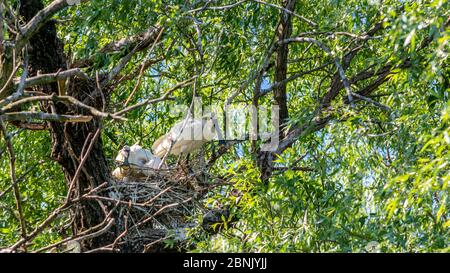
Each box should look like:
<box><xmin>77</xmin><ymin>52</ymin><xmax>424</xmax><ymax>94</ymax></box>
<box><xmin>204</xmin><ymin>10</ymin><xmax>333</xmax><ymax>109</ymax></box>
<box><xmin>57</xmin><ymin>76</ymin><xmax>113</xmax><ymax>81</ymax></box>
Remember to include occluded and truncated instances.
<box><xmin>0</xmin><ymin>46</ymin><xmax>29</xmax><ymax>101</ymax></box>
<box><xmin>114</xmin><ymin>76</ymin><xmax>197</xmax><ymax>116</ymax></box>
<box><xmin>0</xmin><ymin>119</ymin><xmax>27</xmax><ymax>249</ymax></box>
<box><xmin>124</xmin><ymin>27</ymin><xmax>165</xmax><ymax>106</ymax></box>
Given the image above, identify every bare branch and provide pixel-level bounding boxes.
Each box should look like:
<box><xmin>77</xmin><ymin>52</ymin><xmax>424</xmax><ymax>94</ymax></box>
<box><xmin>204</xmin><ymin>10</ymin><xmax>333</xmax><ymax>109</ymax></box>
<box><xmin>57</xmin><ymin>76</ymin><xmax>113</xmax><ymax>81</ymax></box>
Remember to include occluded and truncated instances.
<box><xmin>33</xmin><ymin>217</ymin><xmax>115</xmax><ymax>253</ymax></box>
<box><xmin>351</xmin><ymin>92</ymin><xmax>392</xmax><ymax>112</ymax></box>
<box><xmin>252</xmin><ymin>0</ymin><xmax>317</xmax><ymax>27</ymax></box>
<box><xmin>103</xmin><ymin>26</ymin><xmax>163</xmax><ymax>85</ymax></box>
<box><xmin>1</xmin><ymin>111</ymin><xmax>93</xmax><ymax>123</ymax></box>
<box><xmin>187</xmin><ymin>0</ymin><xmax>249</xmax><ymax>13</ymax></box>
<box><xmin>9</xmin><ymin>182</ymin><xmax>108</xmax><ymax>251</ymax></box>
<box><xmin>0</xmin><ymin>46</ymin><xmax>28</xmax><ymax>100</ymax></box>
<box><xmin>259</xmin><ymin>61</ymin><xmax>334</xmax><ymax>96</ymax></box>
<box><xmin>71</xmin><ymin>26</ymin><xmax>162</xmax><ymax>70</ymax></box>
<box><xmin>296</xmin><ymin>31</ymin><xmax>382</xmax><ymax>40</ymax></box>
<box><xmin>16</xmin><ymin>0</ymin><xmax>89</xmax><ymax>50</ymax></box>
<box><xmin>123</xmin><ymin>28</ymin><xmax>165</xmax><ymax>105</ymax></box>
<box><xmin>114</xmin><ymin>76</ymin><xmax>197</xmax><ymax>116</ymax></box>
<box><xmin>3</xmin><ymin>94</ymin><xmax>126</xmax><ymax>121</ymax></box>
<box><xmin>66</xmin><ymin>129</ymin><xmax>101</xmax><ymax>201</ymax></box>
<box><xmin>8</xmin><ymin>121</ymin><xmax>48</xmax><ymax>130</ymax></box>
<box><xmin>0</xmin><ymin>119</ymin><xmax>27</xmax><ymax>248</ymax></box>
<box><xmin>279</xmin><ymin>36</ymin><xmax>354</xmax><ymax>105</ymax></box>
<box><xmin>0</xmin><ymin>63</ymin><xmax>21</xmax><ymax>97</ymax></box>
<box><xmin>18</xmin><ymin>68</ymin><xmax>89</xmax><ymax>88</ymax></box>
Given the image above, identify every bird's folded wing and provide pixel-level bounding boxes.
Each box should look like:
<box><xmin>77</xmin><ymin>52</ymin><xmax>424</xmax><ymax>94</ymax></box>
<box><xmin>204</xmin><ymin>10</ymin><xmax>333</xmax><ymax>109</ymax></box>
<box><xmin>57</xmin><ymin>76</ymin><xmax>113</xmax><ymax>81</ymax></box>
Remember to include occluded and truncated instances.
<box><xmin>152</xmin><ymin>134</ymin><xmax>168</xmax><ymax>152</ymax></box>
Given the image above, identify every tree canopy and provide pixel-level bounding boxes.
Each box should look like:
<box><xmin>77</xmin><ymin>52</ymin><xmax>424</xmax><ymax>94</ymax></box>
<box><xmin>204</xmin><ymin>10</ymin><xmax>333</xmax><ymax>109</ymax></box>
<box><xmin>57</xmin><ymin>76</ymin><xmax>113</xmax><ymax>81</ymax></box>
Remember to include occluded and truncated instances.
<box><xmin>0</xmin><ymin>0</ymin><xmax>449</xmax><ymax>253</ymax></box>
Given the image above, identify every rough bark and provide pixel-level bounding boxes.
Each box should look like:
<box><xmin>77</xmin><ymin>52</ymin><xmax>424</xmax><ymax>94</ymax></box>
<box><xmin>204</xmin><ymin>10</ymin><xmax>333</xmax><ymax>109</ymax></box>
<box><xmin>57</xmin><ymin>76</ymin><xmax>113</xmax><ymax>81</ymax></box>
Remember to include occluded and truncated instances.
<box><xmin>19</xmin><ymin>0</ymin><xmax>115</xmax><ymax>250</ymax></box>
<box><xmin>274</xmin><ymin>0</ymin><xmax>295</xmax><ymax>128</ymax></box>
<box><xmin>258</xmin><ymin>0</ymin><xmax>296</xmax><ymax>185</ymax></box>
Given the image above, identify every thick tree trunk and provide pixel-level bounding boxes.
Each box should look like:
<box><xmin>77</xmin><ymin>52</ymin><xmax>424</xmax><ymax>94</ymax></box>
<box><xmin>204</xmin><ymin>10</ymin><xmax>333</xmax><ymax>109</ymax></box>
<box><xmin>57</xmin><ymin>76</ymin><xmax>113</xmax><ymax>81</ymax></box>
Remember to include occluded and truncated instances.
<box><xmin>258</xmin><ymin>0</ymin><xmax>295</xmax><ymax>185</ymax></box>
<box><xmin>19</xmin><ymin>0</ymin><xmax>115</xmax><ymax>250</ymax></box>
<box><xmin>274</xmin><ymin>0</ymin><xmax>295</xmax><ymax>128</ymax></box>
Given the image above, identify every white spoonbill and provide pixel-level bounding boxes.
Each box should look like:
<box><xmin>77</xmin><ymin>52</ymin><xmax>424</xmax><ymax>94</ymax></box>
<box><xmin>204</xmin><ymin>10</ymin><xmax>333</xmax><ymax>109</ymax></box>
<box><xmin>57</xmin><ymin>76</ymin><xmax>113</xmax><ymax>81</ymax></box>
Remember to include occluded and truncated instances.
<box><xmin>152</xmin><ymin>114</ymin><xmax>223</xmax><ymax>158</ymax></box>
<box><xmin>112</xmin><ymin>144</ymin><xmax>163</xmax><ymax>179</ymax></box>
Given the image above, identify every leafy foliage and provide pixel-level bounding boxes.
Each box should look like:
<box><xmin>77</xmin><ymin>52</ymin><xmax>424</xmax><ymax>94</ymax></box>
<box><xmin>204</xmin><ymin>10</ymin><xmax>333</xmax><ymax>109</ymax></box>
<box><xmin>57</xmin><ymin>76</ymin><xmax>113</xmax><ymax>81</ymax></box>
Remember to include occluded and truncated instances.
<box><xmin>0</xmin><ymin>0</ymin><xmax>449</xmax><ymax>252</ymax></box>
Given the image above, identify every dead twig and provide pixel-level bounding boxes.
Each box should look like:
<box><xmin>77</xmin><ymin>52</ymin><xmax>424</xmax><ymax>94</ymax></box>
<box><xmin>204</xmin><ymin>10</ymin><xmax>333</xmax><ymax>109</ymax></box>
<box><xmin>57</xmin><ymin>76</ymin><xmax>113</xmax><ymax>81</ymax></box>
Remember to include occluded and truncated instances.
<box><xmin>66</xmin><ymin>129</ymin><xmax>101</xmax><ymax>201</ymax></box>
<box><xmin>8</xmin><ymin>182</ymin><xmax>108</xmax><ymax>252</ymax></box>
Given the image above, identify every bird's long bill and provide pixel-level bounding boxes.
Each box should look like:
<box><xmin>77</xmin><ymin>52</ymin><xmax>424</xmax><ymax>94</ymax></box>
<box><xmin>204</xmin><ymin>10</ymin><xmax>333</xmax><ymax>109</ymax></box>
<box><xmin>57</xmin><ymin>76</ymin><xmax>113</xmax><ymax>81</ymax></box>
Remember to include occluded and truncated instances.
<box><xmin>212</xmin><ymin>117</ymin><xmax>224</xmax><ymax>142</ymax></box>
<box><xmin>199</xmin><ymin>117</ymin><xmax>223</xmax><ymax>141</ymax></box>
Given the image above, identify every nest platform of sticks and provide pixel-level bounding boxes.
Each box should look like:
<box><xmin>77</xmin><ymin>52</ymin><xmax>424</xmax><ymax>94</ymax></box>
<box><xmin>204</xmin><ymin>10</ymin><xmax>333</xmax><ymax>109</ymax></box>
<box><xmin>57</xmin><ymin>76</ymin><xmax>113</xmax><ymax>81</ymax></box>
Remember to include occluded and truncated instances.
<box><xmin>104</xmin><ymin>165</ymin><xmax>204</xmax><ymax>252</ymax></box>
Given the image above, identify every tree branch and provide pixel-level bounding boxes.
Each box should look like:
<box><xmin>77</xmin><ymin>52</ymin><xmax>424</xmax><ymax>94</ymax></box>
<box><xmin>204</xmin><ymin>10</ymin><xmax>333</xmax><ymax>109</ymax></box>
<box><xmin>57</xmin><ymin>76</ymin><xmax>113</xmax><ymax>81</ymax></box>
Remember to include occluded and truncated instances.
<box><xmin>16</xmin><ymin>0</ymin><xmax>89</xmax><ymax>50</ymax></box>
<box><xmin>1</xmin><ymin>112</ymin><xmax>93</xmax><ymax>123</ymax></box>
<box><xmin>279</xmin><ymin>36</ymin><xmax>354</xmax><ymax>105</ymax></box>
<box><xmin>18</xmin><ymin>68</ymin><xmax>89</xmax><ymax>88</ymax></box>
<box><xmin>103</xmin><ymin>26</ymin><xmax>163</xmax><ymax>85</ymax></box>
<box><xmin>3</xmin><ymin>94</ymin><xmax>126</xmax><ymax>121</ymax></box>
<box><xmin>0</xmin><ymin>119</ymin><xmax>27</xmax><ymax>249</ymax></box>
<box><xmin>8</xmin><ymin>182</ymin><xmax>108</xmax><ymax>252</ymax></box>
<box><xmin>114</xmin><ymin>76</ymin><xmax>197</xmax><ymax>116</ymax></box>
<box><xmin>252</xmin><ymin>0</ymin><xmax>317</xmax><ymax>27</ymax></box>
<box><xmin>350</xmin><ymin>92</ymin><xmax>392</xmax><ymax>112</ymax></box>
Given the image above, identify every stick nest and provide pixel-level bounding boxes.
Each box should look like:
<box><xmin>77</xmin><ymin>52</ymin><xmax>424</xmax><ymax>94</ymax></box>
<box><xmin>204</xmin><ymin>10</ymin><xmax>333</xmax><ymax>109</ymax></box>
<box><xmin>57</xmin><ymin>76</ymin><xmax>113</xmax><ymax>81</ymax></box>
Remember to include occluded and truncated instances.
<box><xmin>105</xmin><ymin>165</ymin><xmax>205</xmax><ymax>251</ymax></box>
<box><xmin>110</xmin><ymin>166</ymin><xmax>202</xmax><ymax>226</ymax></box>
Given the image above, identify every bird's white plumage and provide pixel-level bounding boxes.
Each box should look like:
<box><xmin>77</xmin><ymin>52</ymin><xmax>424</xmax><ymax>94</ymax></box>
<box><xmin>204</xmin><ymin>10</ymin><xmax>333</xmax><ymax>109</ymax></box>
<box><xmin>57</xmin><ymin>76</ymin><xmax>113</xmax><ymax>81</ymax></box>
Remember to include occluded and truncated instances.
<box><xmin>112</xmin><ymin>167</ymin><xmax>125</xmax><ymax>179</ymax></box>
<box><xmin>112</xmin><ymin>144</ymin><xmax>163</xmax><ymax>180</ymax></box>
<box><xmin>152</xmin><ymin>116</ymin><xmax>221</xmax><ymax>158</ymax></box>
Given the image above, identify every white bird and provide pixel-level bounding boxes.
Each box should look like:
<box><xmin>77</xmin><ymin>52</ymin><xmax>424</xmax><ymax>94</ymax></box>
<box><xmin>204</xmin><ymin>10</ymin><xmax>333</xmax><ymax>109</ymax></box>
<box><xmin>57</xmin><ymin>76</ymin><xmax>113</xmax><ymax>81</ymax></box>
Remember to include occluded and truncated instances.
<box><xmin>112</xmin><ymin>144</ymin><xmax>163</xmax><ymax>180</ymax></box>
<box><xmin>152</xmin><ymin>115</ymin><xmax>223</xmax><ymax>158</ymax></box>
